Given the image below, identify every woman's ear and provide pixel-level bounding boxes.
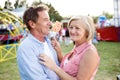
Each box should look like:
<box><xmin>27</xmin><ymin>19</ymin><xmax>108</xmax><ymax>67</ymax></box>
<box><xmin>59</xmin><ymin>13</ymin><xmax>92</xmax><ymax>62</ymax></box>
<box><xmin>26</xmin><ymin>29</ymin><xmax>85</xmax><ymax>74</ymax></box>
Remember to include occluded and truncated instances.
<box><xmin>28</xmin><ymin>20</ymin><xmax>35</xmax><ymax>29</ymax></box>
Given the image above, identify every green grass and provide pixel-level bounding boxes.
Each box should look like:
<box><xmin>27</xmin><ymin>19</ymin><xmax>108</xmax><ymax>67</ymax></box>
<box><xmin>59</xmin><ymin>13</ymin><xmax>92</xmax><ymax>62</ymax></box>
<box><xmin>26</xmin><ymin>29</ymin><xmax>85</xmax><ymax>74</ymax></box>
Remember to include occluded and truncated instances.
<box><xmin>0</xmin><ymin>41</ymin><xmax>120</xmax><ymax>80</ymax></box>
<box><xmin>94</xmin><ymin>41</ymin><xmax>120</xmax><ymax>80</ymax></box>
<box><xmin>0</xmin><ymin>59</ymin><xmax>20</xmax><ymax>80</ymax></box>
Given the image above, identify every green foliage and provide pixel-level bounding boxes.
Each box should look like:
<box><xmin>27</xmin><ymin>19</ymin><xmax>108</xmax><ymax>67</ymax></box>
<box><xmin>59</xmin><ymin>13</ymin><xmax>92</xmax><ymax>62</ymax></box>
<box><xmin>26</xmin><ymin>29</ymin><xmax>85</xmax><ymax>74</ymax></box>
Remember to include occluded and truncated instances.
<box><xmin>102</xmin><ymin>11</ymin><xmax>113</xmax><ymax>19</ymax></box>
<box><xmin>47</xmin><ymin>4</ymin><xmax>63</xmax><ymax>22</ymax></box>
<box><xmin>4</xmin><ymin>0</ymin><xmax>13</xmax><ymax>11</ymax></box>
<box><xmin>92</xmin><ymin>12</ymin><xmax>113</xmax><ymax>24</ymax></box>
<box><xmin>0</xmin><ymin>7</ymin><xmax>3</xmax><ymax>11</ymax></box>
<box><xmin>32</xmin><ymin>1</ymin><xmax>43</xmax><ymax>6</ymax></box>
<box><xmin>14</xmin><ymin>0</ymin><xmax>19</xmax><ymax>9</ymax></box>
<box><xmin>93</xmin><ymin>16</ymin><xmax>99</xmax><ymax>24</ymax></box>
<box><xmin>32</xmin><ymin>1</ymin><xmax>63</xmax><ymax>22</ymax></box>
<box><xmin>14</xmin><ymin>0</ymin><xmax>27</xmax><ymax>8</ymax></box>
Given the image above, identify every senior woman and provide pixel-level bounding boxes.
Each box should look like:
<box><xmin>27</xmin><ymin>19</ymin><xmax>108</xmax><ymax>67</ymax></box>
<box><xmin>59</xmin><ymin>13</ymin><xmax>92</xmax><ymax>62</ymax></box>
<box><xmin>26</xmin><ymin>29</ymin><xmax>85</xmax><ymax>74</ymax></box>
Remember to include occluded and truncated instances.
<box><xmin>39</xmin><ymin>15</ymin><xmax>100</xmax><ymax>80</ymax></box>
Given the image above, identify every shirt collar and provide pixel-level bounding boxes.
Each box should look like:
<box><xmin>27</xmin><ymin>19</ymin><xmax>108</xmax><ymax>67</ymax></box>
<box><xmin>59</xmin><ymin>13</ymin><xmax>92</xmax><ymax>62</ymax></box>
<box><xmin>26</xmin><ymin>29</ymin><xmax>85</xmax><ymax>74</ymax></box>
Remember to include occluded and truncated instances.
<box><xmin>74</xmin><ymin>42</ymin><xmax>91</xmax><ymax>54</ymax></box>
<box><xmin>28</xmin><ymin>33</ymin><xmax>50</xmax><ymax>45</ymax></box>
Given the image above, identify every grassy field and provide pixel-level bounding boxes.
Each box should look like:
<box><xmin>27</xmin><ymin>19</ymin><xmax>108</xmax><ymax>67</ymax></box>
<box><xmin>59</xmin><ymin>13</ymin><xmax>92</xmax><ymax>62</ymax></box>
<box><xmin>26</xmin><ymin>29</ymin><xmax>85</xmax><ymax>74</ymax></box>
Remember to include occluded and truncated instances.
<box><xmin>0</xmin><ymin>41</ymin><xmax>120</xmax><ymax>80</ymax></box>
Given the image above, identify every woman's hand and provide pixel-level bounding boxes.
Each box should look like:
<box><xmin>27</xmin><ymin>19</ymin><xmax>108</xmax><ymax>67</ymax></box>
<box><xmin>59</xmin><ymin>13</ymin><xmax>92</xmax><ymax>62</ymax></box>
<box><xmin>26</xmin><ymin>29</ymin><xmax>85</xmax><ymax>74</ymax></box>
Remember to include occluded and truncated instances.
<box><xmin>39</xmin><ymin>54</ymin><xmax>57</xmax><ymax>71</ymax></box>
<box><xmin>39</xmin><ymin>54</ymin><xmax>77</xmax><ymax>80</ymax></box>
<box><xmin>51</xmin><ymin>37</ymin><xmax>61</xmax><ymax>53</ymax></box>
<box><xmin>51</xmin><ymin>37</ymin><xmax>63</xmax><ymax>62</ymax></box>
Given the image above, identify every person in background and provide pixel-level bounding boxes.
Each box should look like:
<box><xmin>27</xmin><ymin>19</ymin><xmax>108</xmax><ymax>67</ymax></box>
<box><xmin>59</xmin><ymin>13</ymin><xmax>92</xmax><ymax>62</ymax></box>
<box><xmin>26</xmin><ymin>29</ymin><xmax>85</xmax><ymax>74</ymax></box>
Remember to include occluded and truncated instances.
<box><xmin>61</xmin><ymin>27</ymin><xmax>66</xmax><ymax>43</ymax></box>
<box><xmin>92</xmin><ymin>18</ymin><xmax>98</xmax><ymax>44</ymax></box>
<box><xmin>65</xmin><ymin>27</ymin><xmax>70</xmax><ymax>46</ymax></box>
<box><xmin>92</xmin><ymin>31</ymin><xmax>98</xmax><ymax>44</ymax></box>
<box><xmin>17</xmin><ymin>4</ymin><xmax>59</xmax><ymax>80</ymax></box>
<box><xmin>39</xmin><ymin>15</ymin><xmax>100</xmax><ymax>80</ymax></box>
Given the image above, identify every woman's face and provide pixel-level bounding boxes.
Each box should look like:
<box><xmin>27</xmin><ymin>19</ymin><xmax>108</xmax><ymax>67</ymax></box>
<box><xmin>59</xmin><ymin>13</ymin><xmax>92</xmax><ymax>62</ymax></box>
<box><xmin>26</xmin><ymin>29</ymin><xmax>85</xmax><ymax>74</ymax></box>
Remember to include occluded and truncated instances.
<box><xmin>68</xmin><ymin>20</ymin><xmax>88</xmax><ymax>44</ymax></box>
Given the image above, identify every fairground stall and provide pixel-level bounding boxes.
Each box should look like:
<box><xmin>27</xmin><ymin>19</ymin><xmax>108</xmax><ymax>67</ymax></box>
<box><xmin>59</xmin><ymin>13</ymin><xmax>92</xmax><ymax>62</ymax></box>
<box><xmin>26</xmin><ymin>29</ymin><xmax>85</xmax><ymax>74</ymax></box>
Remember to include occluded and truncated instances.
<box><xmin>0</xmin><ymin>11</ymin><xmax>25</xmax><ymax>62</ymax></box>
<box><xmin>96</xmin><ymin>0</ymin><xmax>120</xmax><ymax>42</ymax></box>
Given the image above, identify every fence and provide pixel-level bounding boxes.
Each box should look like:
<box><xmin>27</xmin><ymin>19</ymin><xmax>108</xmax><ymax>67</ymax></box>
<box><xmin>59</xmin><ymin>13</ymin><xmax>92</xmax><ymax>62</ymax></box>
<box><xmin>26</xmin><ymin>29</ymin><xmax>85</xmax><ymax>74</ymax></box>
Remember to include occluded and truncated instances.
<box><xmin>0</xmin><ymin>43</ymin><xmax>19</xmax><ymax>62</ymax></box>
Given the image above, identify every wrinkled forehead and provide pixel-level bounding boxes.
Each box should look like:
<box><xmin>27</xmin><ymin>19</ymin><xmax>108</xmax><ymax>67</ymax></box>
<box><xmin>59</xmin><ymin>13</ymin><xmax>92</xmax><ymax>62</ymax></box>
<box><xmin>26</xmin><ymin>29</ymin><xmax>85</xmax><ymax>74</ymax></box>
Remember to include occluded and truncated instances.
<box><xmin>38</xmin><ymin>11</ymin><xmax>50</xmax><ymax>19</ymax></box>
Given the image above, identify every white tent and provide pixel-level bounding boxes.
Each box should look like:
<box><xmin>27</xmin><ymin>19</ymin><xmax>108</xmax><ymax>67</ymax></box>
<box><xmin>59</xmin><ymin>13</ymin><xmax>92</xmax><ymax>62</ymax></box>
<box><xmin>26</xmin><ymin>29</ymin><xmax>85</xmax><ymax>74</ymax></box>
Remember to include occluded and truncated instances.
<box><xmin>12</xmin><ymin>7</ymin><xmax>26</xmax><ymax>18</ymax></box>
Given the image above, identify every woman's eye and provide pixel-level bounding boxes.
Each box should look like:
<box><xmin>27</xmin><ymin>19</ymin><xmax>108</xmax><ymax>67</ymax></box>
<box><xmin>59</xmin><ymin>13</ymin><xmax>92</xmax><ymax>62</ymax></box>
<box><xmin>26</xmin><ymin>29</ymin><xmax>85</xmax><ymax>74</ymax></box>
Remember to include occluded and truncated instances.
<box><xmin>76</xmin><ymin>27</ymin><xmax>80</xmax><ymax>29</ymax></box>
<box><xmin>69</xmin><ymin>26</ymin><xmax>80</xmax><ymax>30</ymax></box>
<box><xmin>69</xmin><ymin>26</ymin><xmax>73</xmax><ymax>29</ymax></box>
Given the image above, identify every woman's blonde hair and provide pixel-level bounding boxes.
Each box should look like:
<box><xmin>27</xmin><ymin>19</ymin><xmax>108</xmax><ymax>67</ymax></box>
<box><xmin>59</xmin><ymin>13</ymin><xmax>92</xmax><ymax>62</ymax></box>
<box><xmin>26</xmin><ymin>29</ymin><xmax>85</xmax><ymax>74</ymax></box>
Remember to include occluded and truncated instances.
<box><xmin>68</xmin><ymin>15</ymin><xmax>95</xmax><ymax>41</ymax></box>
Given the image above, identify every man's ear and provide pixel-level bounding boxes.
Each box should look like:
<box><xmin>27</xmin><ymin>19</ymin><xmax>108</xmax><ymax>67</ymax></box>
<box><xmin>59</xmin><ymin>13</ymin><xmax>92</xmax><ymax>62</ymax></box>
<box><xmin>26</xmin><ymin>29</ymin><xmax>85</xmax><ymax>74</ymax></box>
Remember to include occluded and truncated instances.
<box><xmin>28</xmin><ymin>20</ymin><xmax>36</xmax><ymax>28</ymax></box>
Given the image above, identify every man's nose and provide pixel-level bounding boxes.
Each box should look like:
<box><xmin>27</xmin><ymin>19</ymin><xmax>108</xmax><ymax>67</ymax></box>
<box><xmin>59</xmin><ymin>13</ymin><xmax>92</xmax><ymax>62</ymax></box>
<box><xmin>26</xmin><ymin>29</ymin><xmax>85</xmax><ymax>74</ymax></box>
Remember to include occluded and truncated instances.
<box><xmin>48</xmin><ymin>21</ymin><xmax>52</xmax><ymax>26</ymax></box>
<box><xmin>48</xmin><ymin>21</ymin><xmax>52</xmax><ymax>29</ymax></box>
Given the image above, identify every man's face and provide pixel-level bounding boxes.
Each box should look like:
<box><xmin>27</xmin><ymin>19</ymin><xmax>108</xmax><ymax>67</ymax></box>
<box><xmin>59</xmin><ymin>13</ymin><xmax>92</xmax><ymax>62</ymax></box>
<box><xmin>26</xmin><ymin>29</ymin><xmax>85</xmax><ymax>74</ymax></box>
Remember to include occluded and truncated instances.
<box><xmin>33</xmin><ymin>10</ymin><xmax>51</xmax><ymax>36</ymax></box>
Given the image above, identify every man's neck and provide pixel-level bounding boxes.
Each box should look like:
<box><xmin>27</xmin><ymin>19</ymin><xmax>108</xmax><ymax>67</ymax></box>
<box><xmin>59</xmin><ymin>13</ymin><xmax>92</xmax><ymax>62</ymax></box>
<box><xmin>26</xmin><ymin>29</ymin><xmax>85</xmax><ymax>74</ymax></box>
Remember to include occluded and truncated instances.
<box><xmin>30</xmin><ymin>31</ymin><xmax>45</xmax><ymax>42</ymax></box>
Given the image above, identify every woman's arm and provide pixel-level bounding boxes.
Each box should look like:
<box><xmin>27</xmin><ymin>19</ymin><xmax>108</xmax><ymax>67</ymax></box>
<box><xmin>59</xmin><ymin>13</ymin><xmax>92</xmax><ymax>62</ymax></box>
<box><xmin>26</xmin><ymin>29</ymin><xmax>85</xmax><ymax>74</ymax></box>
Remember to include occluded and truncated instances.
<box><xmin>76</xmin><ymin>48</ymin><xmax>100</xmax><ymax>80</ymax></box>
<box><xmin>39</xmin><ymin>54</ymin><xmax>76</xmax><ymax>80</ymax></box>
<box><xmin>51</xmin><ymin>38</ymin><xmax>63</xmax><ymax>62</ymax></box>
<box><xmin>39</xmin><ymin>46</ymin><xmax>100</xmax><ymax>80</ymax></box>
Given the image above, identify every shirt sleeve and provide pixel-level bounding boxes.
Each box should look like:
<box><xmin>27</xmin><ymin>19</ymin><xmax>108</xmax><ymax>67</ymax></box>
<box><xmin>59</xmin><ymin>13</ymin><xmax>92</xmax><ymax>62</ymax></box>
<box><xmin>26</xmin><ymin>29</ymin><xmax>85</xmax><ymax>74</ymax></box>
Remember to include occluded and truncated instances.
<box><xmin>17</xmin><ymin>46</ymin><xmax>50</xmax><ymax>80</ymax></box>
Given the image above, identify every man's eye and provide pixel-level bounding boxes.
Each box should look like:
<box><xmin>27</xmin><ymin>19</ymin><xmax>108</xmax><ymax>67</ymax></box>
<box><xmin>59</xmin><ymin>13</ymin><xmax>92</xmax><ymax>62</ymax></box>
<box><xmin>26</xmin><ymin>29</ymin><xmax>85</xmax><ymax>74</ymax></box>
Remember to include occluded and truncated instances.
<box><xmin>44</xmin><ymin>18</ymin><xmax>50</xmax><ymax>21</ymax></box>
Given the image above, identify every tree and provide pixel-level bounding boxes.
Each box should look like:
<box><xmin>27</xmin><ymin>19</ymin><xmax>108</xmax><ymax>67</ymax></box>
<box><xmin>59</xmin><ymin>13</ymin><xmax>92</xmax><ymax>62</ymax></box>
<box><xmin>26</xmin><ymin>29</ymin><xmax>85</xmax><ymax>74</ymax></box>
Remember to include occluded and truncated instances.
<box><xmin>102</xmin><ymin>11</ymin><xmax>113</xmax><ymax>19</ymax></box>
<box><xmin>32</xmin><ymin>1</ymin><xmax>63</xmax><ymax>22</ymax></box>
<box><xmin>0</xmin><ymin>7</ymin><xmax>3</xmax><ymax>11</ymax></box>
<box><xmin>14</xmin><ymin>0</ymin><xmax>27</xmax><ymax>9</ymax></box>
<box><xmin>14</xmin><ymin>0</ymin><xmax>19</xmax><ymax>9</ymax></box>
<box><xmin>4</xmin><ymin>0</ymin><xmax>13</xmax><ymax>10</ymax></box>
<box><xmin>32</xmin><ymin>1</ymin><xmax>42</xmax><ymax>6</ymax></box>
<box><xmin>19</xmin><ymin>0</ymin><xmax>26</xmax><ymax>8</ymax></box>
<box><xmin>47</xmin><ymin>4</ymin><xmax>63</xmax><ymax>22</ymax></box>
<box><xmin>92</xmin><ymin>11</ymin><xmax>113</xmax><ymax>24</ymax></box>
<box><xmin>93</xmin><ymin>16</ymin><xmax>99</xmax><ymax>24</ymax></box>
